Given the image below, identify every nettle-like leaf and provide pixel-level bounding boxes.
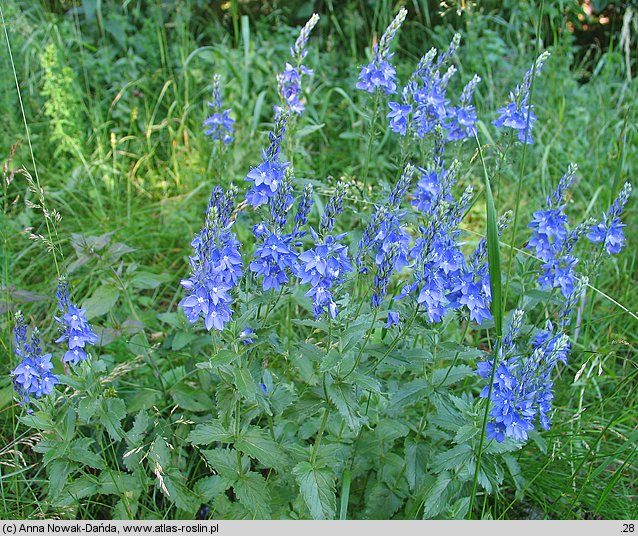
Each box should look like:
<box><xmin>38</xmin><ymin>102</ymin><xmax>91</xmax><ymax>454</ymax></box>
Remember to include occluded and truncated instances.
<box><xmin>234</xmin><ymin>426</ymin><xmax>289</xmax><ymax>471</ymax></box>
<box><xmin>326</xmin><ymin>377</ymin><xmax>364</xmax><ymax>432</ymax></box>
<box><xmin>292</xmin><ymin>461</ymin><xmax>336</xmax><ymax>520</ymax></box>
<box><xmin>188</xmin><ymin>420</ymin><xmax>233</xmax><ymax>445</ymax></box>
<box><xmin>234</xmin><ymin>471</ymin><xmax>272</xmax><ymax>519</ymax></box>
<box><xmin>99</xmin><ymin>397</ymin><xmax>127</xmax><ymax>441</ymax></box>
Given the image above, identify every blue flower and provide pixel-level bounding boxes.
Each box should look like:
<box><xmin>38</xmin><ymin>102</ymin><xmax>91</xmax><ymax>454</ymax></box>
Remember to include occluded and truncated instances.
<box><xmin>204</xmin><ymin>75</ymin><xmax>234</xmax><ymax>144</ymax></box>
<box><xmin>11</xmin><ymin>312</ymin><xmax>59</xmax><ymax>408</ymax></box>
<box><xmin>386</xmin><ymin>311</ymin><xmax>400</xmax><ymax>327</ymax></box>
<box><xmin>54</xmin><ymin>279</ymin><xmax>98</xmax><ymax>366</ymax></box>
<box><xmin>250</xmin><ymin>233</ymin><xmax>298</xmax><ymax>292</ymax></box>
<box><xmin>587</xmin><ymin>182</ymin><xmax>632</xmax><ymax>255</ymax></box>
<box><xmin>239</xmin><ymin>327</ymin><xmax>255</xmax><ymax>344</ymax></box>
<box><xmin>245</xmin><ymin>112</ymin><xmax>290</xmax><ymax>207</ymax></box>
<box><xmin>180</xmin><ymin>187</ymin><xmax>243</xmax><ymax>332</ymax></box>
<box><xmin>492</xmin><ymin>52</ymin><xmax>550</xmax><ymax>144</ymax></box>
<box><xmin>386</xmin><ymin>102</ymin><xmax>412</xmax><ymax>135</ymax></box>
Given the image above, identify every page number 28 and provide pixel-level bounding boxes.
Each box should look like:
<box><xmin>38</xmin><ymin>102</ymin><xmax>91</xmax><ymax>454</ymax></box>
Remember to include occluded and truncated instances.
<box><xmin>622</xmin><ymin>524</ymin><xmax>634</xmax><ymax>532</ymax></box>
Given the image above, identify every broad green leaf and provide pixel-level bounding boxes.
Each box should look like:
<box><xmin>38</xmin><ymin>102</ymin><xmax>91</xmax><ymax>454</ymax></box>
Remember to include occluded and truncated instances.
<box><xmin>52</xmin><ymin>475</ymin><xmax>99</xmax><ymax>507</ymax></box>
<box><xmin>20</xmin><ymin>411</ymin><xmax>54</xmax><ymax>431</ymax></box>
<box><xmin>386</xmin><ymin>379</ymin><xmax>431</xmax><ymax>417</ymax></box>
<box><xmin>163</xmin><ymin>469</ymin><xmax>200</xmax><ymax>514</ymax></box>
<box><xmin>202</xmin><ymin>448</ymin><xmax>242</xmax><ymax>480</ymax></box>
<box><xmin>292</xmin><ymin>461</ymin><xmax>336</xmax><ymax>520</ymax></box>
<box><xmin>195</xmin><ymin>475</ymin><xmax>234</xmax><ymax>502</ymax></box>
<box><xmin>48</xmin><ymin>460</ymin><xmax>72</xmax><ymax>497</ymax></box>
<box><xmin>235</xmin><ymin>427</ymin><xmax>288</xmax><ymax>471</ymax></box>
<box><xmin>327</xmin><ymin>380</ymin><xmax>362</xmax><ymax>432</ymax></box>
<box><xmin>172</xmin><ymin>332</ymin><xmax>196</xmax><ymax>351</ymax></box>
<box><xmin>78</xmin><ymin>397</ymin><xmax>99</xmax><ymax>423</ymax></box>
<box><xmin>319</xmin><ymin>348</ymin><xmax>341</xmax><ymax>372</ymax></box>
<box><xmin>68</xmin><ymin>439</ymin><xmax>105</xmax><ymax>470</ymax></box>
<box><xmin>100</xmin><ymin>398</ymin><xmax>127</xmax><ymax>441</ymax></box>
<box><xmin>234</xmin><ymin>472</ymin><xmax>272</xmax><ymax>519</ymax></box>
<box><xmin>420</xmin><ymin>472</ymin><xmax>452</xmax><ymax>519</ymax></box>
<box><xmin>233</xmin><ymin>366</ymin><xmax>257</xmax><ymax>402</ymax></box>
<box><xmin>431</xmin><ymin>365</ymin><xmax>474</xmax><ymax>388</ymax></box>
<box><xmin>171</xmin><ymin>383</ymin><xmax>214</xmax><ymax>412</ymax></box>
<box><xmin>188</xmin><ymin>420</ymin><xmax>233</xmax><ymax>445</ymax></box>
<box><xmin>82</xmin><ymin>284</ymin><xmax>120</xmax><ymax>319</ymax></box>
<box><xmin>432</xmin><ymin>444</ymin><xmax>473</xmax><ymax>473</ymax></box>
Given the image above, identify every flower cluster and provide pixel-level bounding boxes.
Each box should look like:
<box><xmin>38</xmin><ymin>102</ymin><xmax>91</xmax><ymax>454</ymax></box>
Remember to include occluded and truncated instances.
<box><xmin>477</xmin><ymin>277</ymin><xmax>581</xmax><ymax>443</ymax></box>
<box><xmin>356</xmin><ymin>8</ymin><xmax>407</xmax><ymax>94</ymax></box>
<box><xmin>277</xmin><ymin>14</ymin><xmax>320</xmax><ymax>115</ymax></box>
<box><xmin>250</xmin><ymin>173</ymin><xmax>299</xmax><ymax>292</ymax></box>
<box><xmin>387</xmin><ymin>34</ymin><xmax>479</xmax><ymax>142</ymax></box>
<box><xmin>297</xmin><ymin>182</ymin><xmax>353</xmax><ymax>318</ymax></box>
<box><xmin>180</xmin><ymin>186</ymin><xmax>243</xmax><ymax>331</ymax></box>
<box><xmin>357</xmin><ymin>164</ymin><xmax>414</xmax><ymax>285</ymax></box>
<box><xmin>11</xmin><ymin>311</ymin><xmax>59</xmax><ymax>408</ymax></box>
<box><xmin>527</xmin><ymin>164</ymin><xmax>580</xmax><ymax>298</ymax></box>
<box><xmin>492</xmin><ymin>51</ymin><xmax>550</xmax><ymax>144</ymax></box>
<box><xmin>587</xmin><ymin>181</ymin><xmax>633</xmax><ymax>255</ymax></box>
<box><xmin>203</xmin><ymin>74</ymin><xmax>234</xmax><ymax>144</ymax></box>
<box><xmin>245</xmin><ymin>111</ymin><xmax>290</xmax><ymax>207</ymax></box>
<box><xmin>54</xmin><ymin>278</ymin><xmax>98</xmax><ymax>365</ymax></box>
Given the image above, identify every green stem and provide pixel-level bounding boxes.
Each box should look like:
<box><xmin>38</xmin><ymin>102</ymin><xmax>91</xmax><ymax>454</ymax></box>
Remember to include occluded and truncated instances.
<box><xmin>310</xmin><ymin>407</ymin><xmax>330</xmax><ymax>466</ymax></box>
<box><xmin>362</xmin><ymin>91</ymin><xmax>381</xmax><ymax>192</ymax></box>
<box><xmin>342</xmin><ymin>308</ymin><xmax>378</xmax><ymax>380</ymax></box>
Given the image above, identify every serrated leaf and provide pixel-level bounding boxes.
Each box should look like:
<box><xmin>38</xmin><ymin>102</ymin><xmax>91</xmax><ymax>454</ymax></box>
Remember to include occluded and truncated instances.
<box><xmin>171</xmin><ymin>383</ymin><xmax>214</xmax><ymax>412</ymax></box>
<box><xmin>454</xmin><ymin>424</ymin><xmax>479</xmax><ymax>444</ymax></box>
<box><xmin>48</xmin><ymin>460</ymin><xmax>72</xmax><ymax>497</ymax></box>
<box><xmin>386</xmin><ymin>379</ymin><xmax>431</xmax><ymax>417</ymax></box>
<box><xmin>292</xmin><ymin>461</ymin><xmax>336</xmax><ymax>520</ymax></box>
<box><xmin>234</xmin><ymin>472</ymin><xmax>272</xmax><ymax>519</ymax></box>
<box><xmin>163</xmin><ymin>469</ymin><xmax>200</xmax><ymax>514</ymax></box>
<box><xmin>68</xmin><ymin>439</ymin><xmax>105</xmax><ymax>470</ymax></box>
<box><xmin>319</xmin><ymin>348</ymin><xmax>341</xmax><ymax>372</ymax></box>
<box><xmin>235</xmin><ymin>427</ymin><xmax>288</xmax><ymax>471</ymax></box>
<box><xmin>405</xmin><ymin>439</ymin><xmax>428</xmax><ymax>491</ymax></box>
<box><xmin>195</xmin><ymin>475</ymin><xmax>234</xmax><ymax>501</ymax></box>
<box><xmin>327</xmin><ymin>380</ymin><xmax>362</xmax><ymax>432</ymax></box>
<box><xmin>52</xmin><ymin>475</ymin><xmax>99</xmax><ymax>507</ymax></box>
<box><xmin>202</xmin><ymin>448</ymin><xmax>242</xmax><ymax>480</ymax></box>
<box><xmin>172</xmin><ymin>332</ymin><xmax>196</xmax><ymax>351</ymax></box>
<box><xmin>100</xmin><ymin>398</ymin><xmax>126</xmax><ymax>441</ymax></box>
<box><xmin>20</xmin><ymin>411</ymin><xmax>54</xmax><ymax>430</ymax></box>
<box><xmin>421</xmin><ymin>472</ymin><xmax>452</xmax><ymax>519</ymax></box>
<box><xmin>432</xmin><ymin>444</ymin><xmax>473</xmax><ymax>473</ymax></box>
<box><xmin>83</xmin><ymin>284</ymin><xmax>120</xmax><ymax>319</ymax></box>
<box><xmin>78</xmin><ymin>397</ymin><xmax>99</xmax><ymax>423</ymax></box>
<box><xmin>233</xmin><ymin>366</ymin><xmax>257</xmax><ymax>402</ymax></box>
<box><xmin>188</xmin><ymin>420</ymin><xmax>233</xmax><ymax>445</ymax></box>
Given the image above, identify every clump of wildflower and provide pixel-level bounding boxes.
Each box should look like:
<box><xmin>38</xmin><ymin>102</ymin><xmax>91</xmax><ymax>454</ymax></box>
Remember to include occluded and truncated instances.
<box><xmin>357</xmin><ymin>164</ymin><xmax>415</xmax><ymax>277</ymax></box>
<box><xmin>203</xmin><ymin>74</ymin><xmax>234</xmax><ymax>144</ymax></box>
<box><xmin>54</xmin><ymin>277</ymin><xmax>98</xmax><ymax>365</ymax></box>
<box><xmin>446</xmin><ymin>74</ymin><xmax>481</xmax><ymax>141</ymax></box>
<box><xmin>492</xmin><ymin>51</ymin><xmax>550</xmax><ymax>144</ymax></box>
<box><xmin>11</xmin><ymin>311</ymin><xmax>59</xmax><ymax>409</ymax></box>
<box><xmin>388</xmin><ymin>35</ymin><xmax>462</xmax><ymax>139</ymax></box>
<box><xmin>527</xmin><ymin>164</ymin><xmax>580</xmax><ymax>298</ymax></box>
<box><xmin>356</xmin><ymin>8</ymin><xmax>407</xmax><ymax>94</ymax></box>
<box><xmin>245</xmin><ymin>111</ymin><xmax>290</xmax><ymax>207</ymax></box>
<box><xmin>587</xmin><ymin>182</ymin><xmax>633</xmax><ymax>255</ymax></box>
<box><xmin>297</xmin><ymin>182</ymin><xmax>353</xmax><ymax>318</ymax></box>
<box><xmin>278</xmin><ymin>14</ymin><xmax>320</xmax><ymax>115</ymax></box>
<box><xmin>180</xmin><ymin>186</ymin><xmax>243</xmax><ymax>331</ymax></box>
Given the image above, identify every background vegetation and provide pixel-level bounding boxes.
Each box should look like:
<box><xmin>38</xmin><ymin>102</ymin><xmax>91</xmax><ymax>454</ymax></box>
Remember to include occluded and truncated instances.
<box><xmin>1</xmin><ymin>0</ymin><xmax>636</xmax><ymax>520</ymax></box>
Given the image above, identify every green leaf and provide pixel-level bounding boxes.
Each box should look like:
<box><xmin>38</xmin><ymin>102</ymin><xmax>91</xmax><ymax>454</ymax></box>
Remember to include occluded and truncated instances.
<box><xmin>99</xmin><ymin>398</ymin><xmax>127</xmax><ymax>441</ymax></box>
<box><xmin>235</xmin><ymin>427</ymin><xmax>288</xmax><ymax>471</ymax></box>
<box><xmin>130</xmin><ymin>271</ymin><xmax>170</xmax><ymax>289</ymax></box>
<box><xmin>20</xmin><ymin>411</ymin><xmax>54</xmax><ymax>431</ymax></box>
<box><xmin>432</xmin><ymin>444</ymin><xmax>474</xmax><ymax>473</ymax></box>
<box><xmin>202</xmin><ymin>448</ymin><xmax>242</xmax><ymax>480</ymax></box>
<box><xmin>420</xmin><ymin>472</ymin><xmax>452</xmax><ymax>519</ymax></box>
<box><xmin>172</xmin><ymin>332</ymin><xmax>196</xmax><ymax>351</ymax></box>
<box><xmin>68</xmin><ymin>439</ymin><xmax>105</xmax><ymax>470</ymax></box>
<box><xmin>78</xmin><ymin>397</ymin><xmax>99</xmax><ymax>423</ymax></box>
<box><xmin>319</xmin><ymin>348</ymin><xmax>341</xmax><ymax>372</ymax></box>
<box><xmin>62</xmin><ymin>406</ymin><xmax>76</xmax><ymax>442</ymax></box>
<box><xmin>48</xmin><ymin>460</ymin><xmax>72</xmax><ymax>497</ymax></box>
<box><xmin>292</xmin><ymin>461</ymin><xmax>336</xmax><ymax>520</ymax></box>
<box><xmin>171</xmin><ymin>383</ymin><xmax>214</xmax><ymax>412</ymax></box>
<box><xmin>188</xmin><ymin>420</ymin><xmax>233</xmax><ymax>445</ymax></box>
<box><xmin>327</xmin><ymin>380</ymin><xmax>362</xmax><ymax>432</ymax></box>
<box><xmin>234</xmin><ymin>472</ymin><xmax>272</xmax><ymax>519</ymax></box>
<box><xmin>195</xmin><ymin>475</ymin><xmax>234</xmax><ymax>502</ymax></box>
<box><xmin>163</xmin><ymin>469</ymin><xmax>200</xmax><ymax>514</ymax></box>
<box><xmin>386</xmin><ymin>379</ymin><xmax>431</xmax><ymax>417</ymax></box>
<box><xmin>233</xmin><ymin>366</ymin><xmax>257</xmax><ymax>402</ymax></box>
<box><xmin>82</xmin><ymin>284</ymin><xmax>120</xmax><ymax>319</ymax></box>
